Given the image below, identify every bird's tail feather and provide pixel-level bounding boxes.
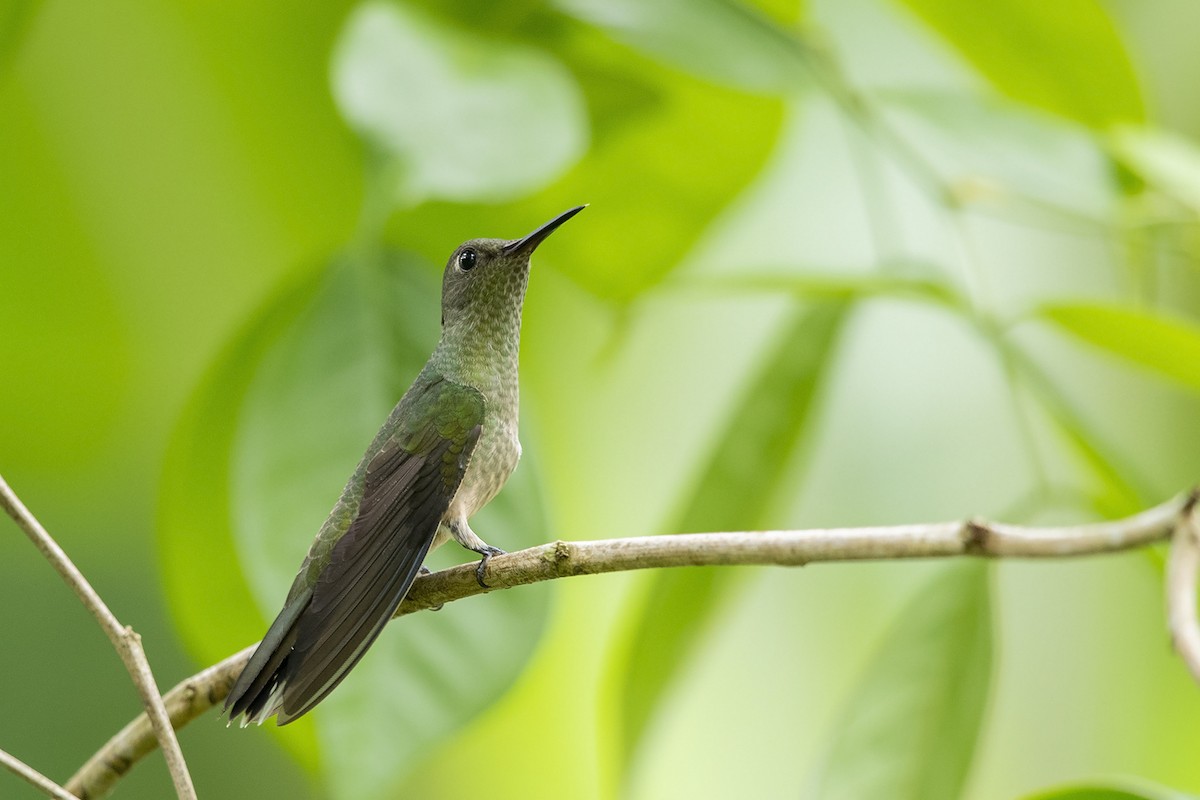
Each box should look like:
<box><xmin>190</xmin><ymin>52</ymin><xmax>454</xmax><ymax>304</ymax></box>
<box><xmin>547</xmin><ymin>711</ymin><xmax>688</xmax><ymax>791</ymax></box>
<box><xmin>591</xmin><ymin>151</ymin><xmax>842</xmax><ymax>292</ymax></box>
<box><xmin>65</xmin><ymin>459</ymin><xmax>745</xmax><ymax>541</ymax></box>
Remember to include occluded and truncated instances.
<box><xmin>224</xmin><ymin>588</ymin><xmax>313</xmax><ymax>726</ymax></box>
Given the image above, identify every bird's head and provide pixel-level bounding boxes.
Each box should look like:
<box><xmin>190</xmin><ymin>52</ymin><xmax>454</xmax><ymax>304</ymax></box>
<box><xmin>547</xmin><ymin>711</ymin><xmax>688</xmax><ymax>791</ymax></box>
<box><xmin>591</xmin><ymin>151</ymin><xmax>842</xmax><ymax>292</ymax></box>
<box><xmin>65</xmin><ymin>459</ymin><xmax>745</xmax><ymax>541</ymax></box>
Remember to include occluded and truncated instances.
<box><xmin>440</xmin><ymin>206</ymin><xmax>585</xmax><ymax>331</ymax></box>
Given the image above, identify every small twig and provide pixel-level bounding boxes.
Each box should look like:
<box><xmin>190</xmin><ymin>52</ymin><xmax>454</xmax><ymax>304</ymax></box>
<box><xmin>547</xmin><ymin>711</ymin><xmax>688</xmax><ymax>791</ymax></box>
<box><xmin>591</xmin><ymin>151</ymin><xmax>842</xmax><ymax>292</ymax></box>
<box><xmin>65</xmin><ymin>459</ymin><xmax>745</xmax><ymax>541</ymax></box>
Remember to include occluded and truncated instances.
<box><xmin>67</xmin><ymin>492</ymin><xmax>1192</xmax><ymax>799</ymax></box>
<box><xmin>1167</xmin><ymin>490</ymin><xmax>1200</xmax><ymax>681</ymax></box>
<box><xmin>0</xmin><ymin>475</ymin><xmax>198</xmax><ymax>800</ymax></box>
<box><xmin>0</xmin><ymin>747</ymin><xmax>81</xmax><ymax>800</ymax></box>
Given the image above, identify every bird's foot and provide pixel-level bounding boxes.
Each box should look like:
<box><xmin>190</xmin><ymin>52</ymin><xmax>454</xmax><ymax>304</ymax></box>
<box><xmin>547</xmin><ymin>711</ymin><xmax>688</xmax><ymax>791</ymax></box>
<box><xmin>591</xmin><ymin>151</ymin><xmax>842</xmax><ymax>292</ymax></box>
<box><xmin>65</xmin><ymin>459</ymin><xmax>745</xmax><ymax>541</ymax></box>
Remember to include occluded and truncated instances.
<box><xmin>473</xmin><ymin>546</ymin><xmax>506</xmax><ymax>589</ymax></box>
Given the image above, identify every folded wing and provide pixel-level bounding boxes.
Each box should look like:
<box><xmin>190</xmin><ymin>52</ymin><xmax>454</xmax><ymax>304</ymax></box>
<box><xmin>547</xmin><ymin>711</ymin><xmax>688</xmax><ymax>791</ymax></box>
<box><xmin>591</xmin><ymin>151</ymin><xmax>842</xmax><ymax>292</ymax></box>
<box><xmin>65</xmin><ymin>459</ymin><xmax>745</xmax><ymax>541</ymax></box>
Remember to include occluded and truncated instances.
<box><xmin>225</xmin><ymin>376</ymin><xmax>485</xmax><ymax>725</ymax></box>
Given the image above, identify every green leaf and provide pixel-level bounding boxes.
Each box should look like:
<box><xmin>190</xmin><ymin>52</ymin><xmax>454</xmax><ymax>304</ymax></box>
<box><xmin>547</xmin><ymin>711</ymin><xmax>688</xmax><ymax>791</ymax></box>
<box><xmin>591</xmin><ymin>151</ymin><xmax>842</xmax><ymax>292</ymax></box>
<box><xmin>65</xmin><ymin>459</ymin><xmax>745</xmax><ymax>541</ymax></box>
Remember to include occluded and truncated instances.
<box><xmin>554</xmin><ymin>0</ymin><xmax>810</xmax><ymax>92</ymax></box>
<box><xmin>331</xmin><ymin>1</ymin><xmax>587</xmax><ymax>205</ymax></box>
<box><xmin>615</xmin><ymin>301</ymin><xmax>849</xmax><ymax>769</ymax></box>
<box><xmin>810</xmin><ymin>562</ymin><xmax>992</xmax><ymax>800</ymax></box>
<box><xmin>1039</xmin><ymin>303</ymin><xmax>1200</xmax><ymax>394</ymax></box>
<box><xmin>161</xmin><ymin>251</ymin><xmax>551</xmax><ymax>798</ymax></box>
<box><xmin>1110</xmin><ymin>126</ymin><xmax>1200</xmax><ymax>214</ymax></box>
<box><xmin>891</xmin><ymin>0</ymin><xmax>1143</xmax><ymax>128</ymax></box>
<box><xmin>1021</xmin><ymin>782</ymin><xmax>1200</xmax><ymax>800</ymax></box>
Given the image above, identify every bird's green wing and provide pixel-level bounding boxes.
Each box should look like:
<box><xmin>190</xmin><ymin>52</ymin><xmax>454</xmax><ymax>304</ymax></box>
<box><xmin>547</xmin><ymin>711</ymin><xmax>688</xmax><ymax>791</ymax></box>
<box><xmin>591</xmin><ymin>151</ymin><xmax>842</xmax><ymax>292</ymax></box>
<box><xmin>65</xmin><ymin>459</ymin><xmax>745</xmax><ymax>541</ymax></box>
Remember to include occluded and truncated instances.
<box><xmin>225</xmin><ymin>374</ymin><xmax>485</xmax><ymax>725</ymax></box>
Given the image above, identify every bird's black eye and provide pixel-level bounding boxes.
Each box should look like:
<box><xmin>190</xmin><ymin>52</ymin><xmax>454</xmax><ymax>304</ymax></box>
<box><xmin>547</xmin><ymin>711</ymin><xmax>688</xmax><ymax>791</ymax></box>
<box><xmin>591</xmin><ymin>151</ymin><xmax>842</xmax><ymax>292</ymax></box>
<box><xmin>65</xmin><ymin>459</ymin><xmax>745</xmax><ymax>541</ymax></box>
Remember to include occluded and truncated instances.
<box><xmin>458</xmin><ymin>249</ymin><xmax>477</xmax><ymax>272</ymax></box>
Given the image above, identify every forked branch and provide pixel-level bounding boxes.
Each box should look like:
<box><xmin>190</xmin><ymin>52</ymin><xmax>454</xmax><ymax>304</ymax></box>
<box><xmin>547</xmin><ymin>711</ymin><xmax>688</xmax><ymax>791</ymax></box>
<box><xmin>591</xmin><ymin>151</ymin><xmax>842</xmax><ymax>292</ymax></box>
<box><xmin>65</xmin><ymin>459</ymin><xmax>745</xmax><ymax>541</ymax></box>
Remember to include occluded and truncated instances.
<box><xmin>0</xmin><ymin>476</ymin><xmax>197</xmax><ymax>800</ymax></box>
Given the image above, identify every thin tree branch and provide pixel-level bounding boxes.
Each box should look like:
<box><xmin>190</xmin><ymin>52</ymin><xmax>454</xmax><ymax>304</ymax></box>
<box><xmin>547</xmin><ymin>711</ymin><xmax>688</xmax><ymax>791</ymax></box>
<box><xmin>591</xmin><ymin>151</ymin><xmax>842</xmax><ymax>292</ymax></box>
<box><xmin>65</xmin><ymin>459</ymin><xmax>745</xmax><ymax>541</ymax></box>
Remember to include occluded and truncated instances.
<box><xmin>0</xmin><ymin>475</ymin><xmax>198</xmax><ymax>800</ymax></box>
<box><xmin>0</xmin><ymin>747</ymin><xmax>81</xmax><ymax>800</ymax></box>
<box><xmin>66</xmin><ymin>490</ymin><xmax>1197</xmax><ymax>799</ymax></box>
<box><xmin>1167</xmin><ymin>491</ymin><xmax>1200</xmax><ymax>681</ymax></box>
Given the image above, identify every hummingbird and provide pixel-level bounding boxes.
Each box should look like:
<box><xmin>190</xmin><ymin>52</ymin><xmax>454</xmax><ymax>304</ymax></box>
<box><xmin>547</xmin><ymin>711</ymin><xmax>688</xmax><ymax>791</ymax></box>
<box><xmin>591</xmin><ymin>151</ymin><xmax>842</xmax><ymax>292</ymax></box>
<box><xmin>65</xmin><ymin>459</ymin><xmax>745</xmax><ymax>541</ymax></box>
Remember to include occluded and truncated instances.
<box><xmin>224</xmin><ymin>206</ymin><xmax>585</xmax><ymax>726</ymax></box>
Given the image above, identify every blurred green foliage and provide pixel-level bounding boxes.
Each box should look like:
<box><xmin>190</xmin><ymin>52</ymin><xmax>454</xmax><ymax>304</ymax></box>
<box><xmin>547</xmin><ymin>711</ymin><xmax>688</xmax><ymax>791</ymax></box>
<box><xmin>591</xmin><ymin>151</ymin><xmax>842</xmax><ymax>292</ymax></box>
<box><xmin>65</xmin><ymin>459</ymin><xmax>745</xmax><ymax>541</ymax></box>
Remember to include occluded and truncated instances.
<box><xmin>4</xmin><ymin>0</ymin><xmax>1200</xmax><ymax>799</ymax></box>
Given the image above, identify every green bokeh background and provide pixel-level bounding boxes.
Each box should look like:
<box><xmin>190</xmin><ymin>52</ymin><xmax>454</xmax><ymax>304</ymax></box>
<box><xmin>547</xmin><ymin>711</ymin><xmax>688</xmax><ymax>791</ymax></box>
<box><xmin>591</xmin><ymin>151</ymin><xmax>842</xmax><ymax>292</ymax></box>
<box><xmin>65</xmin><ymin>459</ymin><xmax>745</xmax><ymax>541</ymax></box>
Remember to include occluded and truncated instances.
<box><xmin>4</xmin><ymin>1</ymin><xmax>1200</xmax><ymax>799</ymax></box>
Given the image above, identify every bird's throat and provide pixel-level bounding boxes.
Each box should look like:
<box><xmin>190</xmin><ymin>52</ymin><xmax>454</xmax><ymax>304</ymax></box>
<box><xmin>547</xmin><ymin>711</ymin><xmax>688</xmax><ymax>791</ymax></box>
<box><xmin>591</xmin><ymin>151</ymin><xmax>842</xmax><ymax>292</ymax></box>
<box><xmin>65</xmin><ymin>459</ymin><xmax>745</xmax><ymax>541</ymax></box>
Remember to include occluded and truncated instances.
<box><xmin>432</xmin><ymin>314</ymin><xmax>522</xmax><ymax>403</ymax></box>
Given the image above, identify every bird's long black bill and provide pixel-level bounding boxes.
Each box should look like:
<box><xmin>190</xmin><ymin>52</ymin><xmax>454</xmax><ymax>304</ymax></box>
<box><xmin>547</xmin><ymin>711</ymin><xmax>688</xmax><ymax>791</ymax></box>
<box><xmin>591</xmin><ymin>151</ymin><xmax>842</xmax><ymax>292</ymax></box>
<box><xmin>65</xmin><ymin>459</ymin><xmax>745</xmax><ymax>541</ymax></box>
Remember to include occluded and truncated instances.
<box><xmin>503</xmin><ymin>205</ymin><xmax>586</xmax><ymax>256</ymax></box>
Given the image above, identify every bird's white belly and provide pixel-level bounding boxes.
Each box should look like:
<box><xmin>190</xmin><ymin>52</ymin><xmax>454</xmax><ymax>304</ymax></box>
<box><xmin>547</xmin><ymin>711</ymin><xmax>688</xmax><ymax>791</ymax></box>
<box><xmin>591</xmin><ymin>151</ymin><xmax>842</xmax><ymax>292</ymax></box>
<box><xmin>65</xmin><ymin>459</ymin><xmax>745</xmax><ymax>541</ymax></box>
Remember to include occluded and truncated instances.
<box><xmin>447</xmin><ymin>417</ymin><xmax>520</xmax><ymax>522</ymax></box>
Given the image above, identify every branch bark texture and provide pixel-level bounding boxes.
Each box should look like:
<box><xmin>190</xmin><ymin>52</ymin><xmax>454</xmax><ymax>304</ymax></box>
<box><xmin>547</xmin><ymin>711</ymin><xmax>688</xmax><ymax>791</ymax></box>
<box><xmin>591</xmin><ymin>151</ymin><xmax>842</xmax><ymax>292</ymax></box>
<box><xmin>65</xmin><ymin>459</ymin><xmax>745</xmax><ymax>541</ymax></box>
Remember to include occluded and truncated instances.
<box><xmin>66</xmin><ymin>491</ymin><xmax>1198</xmax><ymax>799</ymax></box>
